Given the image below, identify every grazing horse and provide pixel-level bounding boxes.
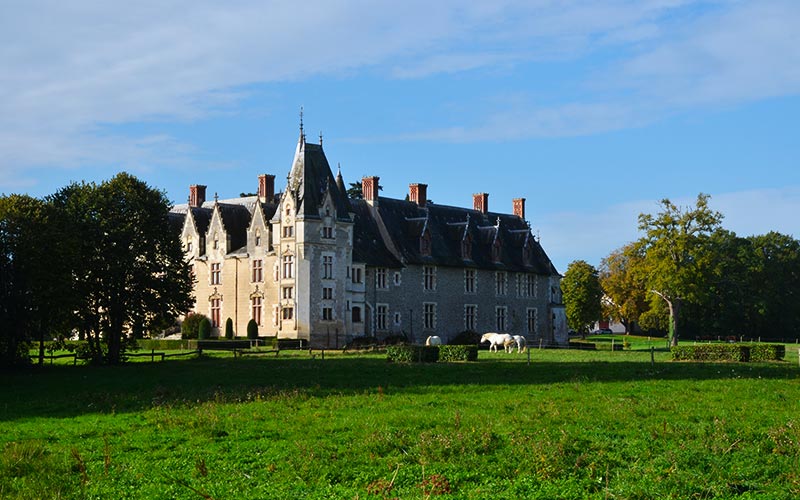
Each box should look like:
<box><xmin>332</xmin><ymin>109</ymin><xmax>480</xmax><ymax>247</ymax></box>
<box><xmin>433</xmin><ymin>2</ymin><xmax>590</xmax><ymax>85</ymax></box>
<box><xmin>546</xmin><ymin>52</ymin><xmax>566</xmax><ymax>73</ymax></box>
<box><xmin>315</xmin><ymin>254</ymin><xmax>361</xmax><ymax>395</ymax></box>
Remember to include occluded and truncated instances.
<box><xmin>425</xmin><ymin>335</ymin><xmax>442</xmax><ymax>346</ymax></box>
<box><xmin>512</xmin><ymin>335</ymin><xmax>527</xmax><ymax>353</ymax></box>
<box><xmin>480</xmin><ymin>332</ymin><xmax>514</xmax><ymax>353</ymax></box>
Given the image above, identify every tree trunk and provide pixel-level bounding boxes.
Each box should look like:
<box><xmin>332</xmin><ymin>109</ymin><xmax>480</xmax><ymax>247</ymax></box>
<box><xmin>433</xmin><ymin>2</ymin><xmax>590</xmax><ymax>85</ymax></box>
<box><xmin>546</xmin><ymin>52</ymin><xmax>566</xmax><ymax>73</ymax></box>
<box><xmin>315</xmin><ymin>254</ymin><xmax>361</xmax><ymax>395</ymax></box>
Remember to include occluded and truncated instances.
<box><xmin>669</xmin><ymin>298</ymin><xmax>681</xmax><ymax>347</ymax></box>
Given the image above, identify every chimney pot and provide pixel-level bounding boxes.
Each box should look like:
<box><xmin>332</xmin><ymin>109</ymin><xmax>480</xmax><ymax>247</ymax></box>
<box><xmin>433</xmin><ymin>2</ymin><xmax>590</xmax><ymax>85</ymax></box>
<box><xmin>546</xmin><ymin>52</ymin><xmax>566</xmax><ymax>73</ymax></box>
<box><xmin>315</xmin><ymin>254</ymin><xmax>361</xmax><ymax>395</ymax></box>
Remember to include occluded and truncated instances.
<box><xmin>409</xmin><ymin>183</ymin><xmax>428</xmax><ymax>207</ymax></box>
<box><xmin>473</xmin><ymin>193</ymin><xmax>489</xmax><ymax>214</ymax></box>
<box><xmin>362</xmin><ymin>176</ymin><xmax>380</xmax><ymax>204</ymax></box>
<box><xmin>513</xmin><ymin>198</ymin><xmax>526</xmax><ymax>219</ymax></box>
<box><xmin>258</xmin><ymin>174</ymin><xmax>275</xmax><ymax>202</ymax></box>
<box><xmin>189</xmin><ymin>185</ymin><xmax>207</xmax><ymax>208</ymax></box>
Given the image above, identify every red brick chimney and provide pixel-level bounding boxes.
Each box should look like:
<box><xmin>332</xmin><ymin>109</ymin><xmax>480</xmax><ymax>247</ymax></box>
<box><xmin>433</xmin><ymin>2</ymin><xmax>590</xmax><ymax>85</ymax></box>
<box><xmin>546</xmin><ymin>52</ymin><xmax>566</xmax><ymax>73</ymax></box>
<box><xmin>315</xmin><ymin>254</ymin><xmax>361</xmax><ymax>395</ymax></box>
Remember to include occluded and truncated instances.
<box><xmin>258</xmin><ymin>174</ymin><xmax>275</xmax><ymax>202</ymax></box>
<box><xmin>362</xmin><ymin>176</ymin><xmax>380</xmax><ymax>204</ymax></box>
<box><xmin>473</xmin><ymin>193</ymin><xmax>489</xmax><ymax>214</ymax></box>
<box><xmin>513</xmin><ymin>198</ymin><xmax>526</xmax><ymax>219</ymax></box>
<box><xmin>409</xmin><ymin>183</ymin><xmax>428</xmax><ymax>207</ymax></box>
<box><xmin>189</xmin><ymin>185</ymin><xmax>207</xmax><ymax>208</ymax></box>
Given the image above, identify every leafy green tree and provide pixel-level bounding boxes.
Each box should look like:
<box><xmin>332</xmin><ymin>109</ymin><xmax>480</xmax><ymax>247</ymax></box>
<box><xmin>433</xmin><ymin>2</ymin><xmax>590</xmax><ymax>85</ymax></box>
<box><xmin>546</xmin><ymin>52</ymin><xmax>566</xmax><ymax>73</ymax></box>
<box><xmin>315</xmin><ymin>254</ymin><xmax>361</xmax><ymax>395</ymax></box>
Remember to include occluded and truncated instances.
<box><xmin>51</xmin><ymin>173</ymin><xmax>194</xmax><ymax>364</ymax></box>
<box><xmin>181</xmin><ymin>312</ymin><xmax>208</xmax><ymax>339</ymax></box>
<box><xmin>225</xmin><ymin>318</ymin><xmax>234</xmax><ymax>339</ymax></box>
<box><xmin>637</xmin><ymin>194</ymin><xmax>723</xmax><ymax>346</ymax></box>
<box><xmin>561</xmin><ymin>260</ymin><xmax>603</xmax><ymax>335</ymax></box>
<box><xmin>198</xmin><ymin>317</ymin><xmax>211</xmax><ymax>340</ymax></box>
<box><xmin>745</xmin><ymin>232</ymin><xmax>800</xmax><ymax>337</ymax></box>
<box><xmin>247</xmin><ymin>319</ymin><xmax>258</xmax><ymax>340</ymax></box>
<box><xmin>0</xmin><ymin>195</ymin><xmax>74</xmax><ymax>366</ymax></box>
<box><xmin>599</xmin><ymin>242</ymin><xmax>649</xmax><ymax>334</ymax></box>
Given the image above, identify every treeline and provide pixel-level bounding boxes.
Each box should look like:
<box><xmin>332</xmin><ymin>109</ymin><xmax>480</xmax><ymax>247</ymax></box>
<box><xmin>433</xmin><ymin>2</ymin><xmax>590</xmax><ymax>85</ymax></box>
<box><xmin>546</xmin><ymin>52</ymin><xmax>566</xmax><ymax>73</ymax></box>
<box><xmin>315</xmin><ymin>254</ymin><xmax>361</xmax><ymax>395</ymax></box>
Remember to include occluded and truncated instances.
<box><xmin>563</xmin><ymin>194</ymin><xmax>800</xmax><ymax>345</ymax></box>
<box><xmin>0</xmin><ymin>173</ymin><xmax>193</xmax><ymax>366</ymax></box>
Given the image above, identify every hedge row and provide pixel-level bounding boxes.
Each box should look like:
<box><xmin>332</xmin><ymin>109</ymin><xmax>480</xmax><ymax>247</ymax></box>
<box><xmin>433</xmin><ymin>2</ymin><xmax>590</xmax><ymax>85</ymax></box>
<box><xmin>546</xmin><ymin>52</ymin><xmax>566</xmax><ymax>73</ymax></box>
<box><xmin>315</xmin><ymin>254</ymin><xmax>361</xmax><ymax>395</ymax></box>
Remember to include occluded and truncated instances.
<box><xmin>671</xmin><ymin>343</ymin><xmax>785</xmax><ymax>362</ymax></box>
<box><xmin>137</xmin><ymin>339</ymin><xmax>197</xmax><ymax>351</ymax></box>
<box><xmin>386</xmin><ymin>345</ymin><xmax>439</xmax><ymax>363</ymax></box>
<box><xmin>438</xmin><ymin>345</ymin><xmax>479</xmax><ymax>362</ymax></box>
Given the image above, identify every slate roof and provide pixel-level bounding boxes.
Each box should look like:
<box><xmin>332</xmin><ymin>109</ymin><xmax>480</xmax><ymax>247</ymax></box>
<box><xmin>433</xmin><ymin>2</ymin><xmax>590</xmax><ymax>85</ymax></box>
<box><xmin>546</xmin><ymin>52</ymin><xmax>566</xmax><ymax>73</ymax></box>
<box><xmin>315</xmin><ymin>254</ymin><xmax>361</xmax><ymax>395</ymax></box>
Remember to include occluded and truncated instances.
<box><xmin>364</xmin><ymin>197</ymin><xmax>557</xmax><ymax>274</ymax></box>
<box><xmin>286</xmin><ymin>139</ymin><xmax>351</xmax><ymax>221</ymax></box>
<box><xmin>216</xmin><ymin>203</ymin><xmax>252</xmax><ymax>251</ymax></box>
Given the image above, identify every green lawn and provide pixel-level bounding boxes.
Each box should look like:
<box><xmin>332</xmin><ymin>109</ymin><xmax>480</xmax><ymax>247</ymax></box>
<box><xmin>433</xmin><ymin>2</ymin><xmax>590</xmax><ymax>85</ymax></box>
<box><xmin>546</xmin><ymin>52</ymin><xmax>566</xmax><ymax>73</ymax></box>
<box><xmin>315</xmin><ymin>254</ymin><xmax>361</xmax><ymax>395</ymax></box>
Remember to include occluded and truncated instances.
<box><xmin>2</xmin><ymin>348</ymin><xmax>799</xmax><ymax>499</ymax></box>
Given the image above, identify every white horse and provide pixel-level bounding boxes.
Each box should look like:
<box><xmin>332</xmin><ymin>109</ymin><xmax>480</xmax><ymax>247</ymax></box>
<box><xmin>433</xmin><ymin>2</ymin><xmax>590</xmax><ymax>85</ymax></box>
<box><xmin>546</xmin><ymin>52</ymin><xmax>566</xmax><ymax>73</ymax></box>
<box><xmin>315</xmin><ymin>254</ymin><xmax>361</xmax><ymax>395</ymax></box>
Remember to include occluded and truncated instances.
<box><xmin>512</xmin><ymin>335</ymin><xmax>527</xmax><ymax>353</ymax></box>
<box><xmin>480</xmin><ymin>332</ymin><xmax>513</xmax><ymax>353</ymax></box>
<box><xmin>425</xmin><ymin>335</ymin><xmax>442</xmax><ymax>346</ymax></box>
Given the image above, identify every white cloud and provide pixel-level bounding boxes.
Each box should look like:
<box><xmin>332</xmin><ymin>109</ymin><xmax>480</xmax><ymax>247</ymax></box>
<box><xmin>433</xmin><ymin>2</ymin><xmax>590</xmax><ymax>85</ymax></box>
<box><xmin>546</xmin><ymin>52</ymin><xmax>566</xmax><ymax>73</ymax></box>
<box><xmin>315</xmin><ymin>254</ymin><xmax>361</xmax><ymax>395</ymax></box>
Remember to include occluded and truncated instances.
<box><xmin>1</xmin><ymin>0</ymin><xmax>798</xmax><ymax>183</ymax></box>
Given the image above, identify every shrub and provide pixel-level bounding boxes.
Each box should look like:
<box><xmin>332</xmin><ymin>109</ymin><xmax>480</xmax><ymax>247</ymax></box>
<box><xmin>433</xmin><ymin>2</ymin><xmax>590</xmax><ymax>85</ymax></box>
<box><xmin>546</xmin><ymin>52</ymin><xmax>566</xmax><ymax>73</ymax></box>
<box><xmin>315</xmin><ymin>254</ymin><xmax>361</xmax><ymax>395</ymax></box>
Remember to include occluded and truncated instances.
<box><xmin>198</xmin><ymin>318</ymin><xmax>212</xmax><ymax>340</ymax></box>
<box><xmin>438</xmin><ymin>345</ymin><xmax>478</xmax><ymax>362</ymax></box>
<box><xmin>449</xmin><ymin>330</ymin><xmax>481</xmax><ymax>345</ymax></box>
<box><xmin>747</xmin><ymin>343</ymin><xmax>785</xmax><ymax>361</ymax></box>
<box><xmin>382</xmin><ymin>334</ymin><xmax>409</xmax><ymax>345</ymax></box>
<box><xmin>344</xmin><ymin>336</ymin><xmax>379</xmax><ymax>350</ymax></box>
<box><xmin>671</xmin><ymin>344</ymin><xmax>749</xmax><ymax>362</ymax></box>
<box><xmin>181</xmin><ymin>313</ymin><xmax>209</xmax><ymax>339</ymax></box>
<box><xmin>246</xmin><ymin>319</ymin><xmax>258</xmax><ymax>340</ymax></box>
<box><xmin>225</xmin><ymin>318</ymin><xmax>234</xmax><ymax>339</ymax></box>
<box><xmin>386</xmin><ymin>345</ymin><xmax>439</xmax><ymax>363</ymax></box>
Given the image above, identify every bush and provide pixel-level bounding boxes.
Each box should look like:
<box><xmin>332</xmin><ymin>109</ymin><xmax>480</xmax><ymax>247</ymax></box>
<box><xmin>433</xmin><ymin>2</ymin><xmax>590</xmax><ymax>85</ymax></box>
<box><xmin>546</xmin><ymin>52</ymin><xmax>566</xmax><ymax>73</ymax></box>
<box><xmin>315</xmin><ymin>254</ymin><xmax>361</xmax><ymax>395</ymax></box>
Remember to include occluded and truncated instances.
<box><xmin>449</xmin><ymin>330</ymin><xmax>481</xmax><ymax>345</ymax></box>
<box><xmin>382</xmin><ymin>334</ymin><xmax>408</xmax><ymax>345</ymax></box>
<box><xmin>386</xmin><ymin>345</ymin><xmax>439</xmax><ymax>363</ymax></box>
<box><xmin>344</xmin><ymin>336</ymin><xmax>379</xmax><ymax>350</ymax></box>
<box><xmin>181</xmin><ymin>313</ymin><xmax>209</xmax><ymax>339</ymax></box>
<box><xmin>438</xmin><ymin>345</ymin><xmax>478</xmax><ymax>362</ymax></box>
<box><xmin>225</xmin><ymin>318</ymin><xmax>234</xmax><ymax>339</ymax></box>
<box><xmin>246</xmin><ymin>319</ymin><xmax>258</xmax><ymax>340</ymax></box>
<box><xmin>747</xmin><ymin>343</ymin><xmax>785</xmax><ymax>361</ymax></box>
<box><xmin>671</xmin><ymin>344</ymin><xmax>750</xmax><ymax>362</ymax></box>
<box><xmin>198</xmin><ymin>318</ymin><xmax>212</xmax><ymax>340</ymax></box>
<box><xmin>137</xmin><ymin>339</ymin><xmax>196</xmax><ymax>351</ymax></box>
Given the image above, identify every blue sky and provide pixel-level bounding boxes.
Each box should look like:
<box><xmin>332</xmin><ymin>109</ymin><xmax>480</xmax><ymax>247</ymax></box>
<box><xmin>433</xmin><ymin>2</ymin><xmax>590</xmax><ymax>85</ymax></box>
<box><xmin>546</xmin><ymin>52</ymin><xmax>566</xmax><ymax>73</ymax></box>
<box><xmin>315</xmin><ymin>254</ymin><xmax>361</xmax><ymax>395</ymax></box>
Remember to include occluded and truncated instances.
<box><xmin>2</xmin><ymin>1</ymin><xmax>799</xmax><ymax>272</ymax></box>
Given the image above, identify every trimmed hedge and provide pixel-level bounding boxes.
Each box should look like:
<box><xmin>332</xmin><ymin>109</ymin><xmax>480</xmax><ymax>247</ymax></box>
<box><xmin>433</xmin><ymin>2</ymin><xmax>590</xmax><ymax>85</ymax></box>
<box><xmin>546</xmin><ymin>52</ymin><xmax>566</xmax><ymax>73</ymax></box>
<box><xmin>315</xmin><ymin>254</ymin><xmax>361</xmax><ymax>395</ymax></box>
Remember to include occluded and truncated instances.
<box><xmin>747</xmin><ymin>343</ymin><xmax>785</xmax><ymax>361</ymax></box>
<box><xmin>137</xmin><ymin>339</ymin><xmax>196</xmax><ymax>351</ymax></box>
<box><xmin>386</xmin><ymin>345</ymin><xmax>439</xmax><ymax>363</ymax></box>
<box><xmin>438</xmin><ymin>345</ymin><xmax>478</xmax><ymax>362</ymax></box>
<box><xmin>671</xmin><ymin>343</ymin><xmax>751</xmax><ymax>362</ymax></box>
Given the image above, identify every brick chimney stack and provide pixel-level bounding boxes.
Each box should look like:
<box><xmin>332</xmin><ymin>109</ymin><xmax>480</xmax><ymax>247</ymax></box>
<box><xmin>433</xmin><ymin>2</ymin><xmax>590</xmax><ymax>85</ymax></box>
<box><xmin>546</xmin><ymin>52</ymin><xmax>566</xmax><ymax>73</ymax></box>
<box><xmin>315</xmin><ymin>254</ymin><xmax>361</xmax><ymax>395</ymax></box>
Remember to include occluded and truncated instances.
<box><xmin>362</xmin><ymin>176</ymin><xmax>380</xmax><ymax>205</ymax></box>
<box><xmin>189</xmin><ymin>185</ymin><xmax>207</xmax><ymax>208</ymax></box>
<box><xmin>409</xmin><ymin>183</ymin><xmax>428</xmax><ymax>207</ymax></box>
<box><xmin>513</xmin><ymin>198</ymin><xmax>526</xmax><ymax>219</ymax></box>
<box><xmin>473</xmin><ymin>193</ymin><xmax>489</xmax><ymax>214</ymax></box>
<box><xmin>258</xmin><ymin>174</ymin><xmax>275</xmax><ymax>202</ymax></box>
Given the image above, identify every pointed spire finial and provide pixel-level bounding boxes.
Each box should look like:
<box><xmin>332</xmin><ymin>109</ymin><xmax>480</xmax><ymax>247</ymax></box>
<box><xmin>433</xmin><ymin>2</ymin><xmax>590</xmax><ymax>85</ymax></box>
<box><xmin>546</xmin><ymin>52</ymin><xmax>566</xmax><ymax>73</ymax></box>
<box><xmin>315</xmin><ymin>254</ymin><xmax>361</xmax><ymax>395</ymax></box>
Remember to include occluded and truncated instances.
<box><xmin>299</xmin><ymin>106</ymin><xmax>304</xmax><ymax>134</ymax></box>
<box><xmin>319</xmin><ymin>131</ymin><xmax>323</xmax><ymax>146</ymax></box>
<box><xmin>214</xmin><ymin>192</ymin><xmax>219</xmax><ymax>203</ymax></box>
<box><xmin>337</xmin><ymin>162</ymin><xmax>342</xmax><ymax>176</ymax></box>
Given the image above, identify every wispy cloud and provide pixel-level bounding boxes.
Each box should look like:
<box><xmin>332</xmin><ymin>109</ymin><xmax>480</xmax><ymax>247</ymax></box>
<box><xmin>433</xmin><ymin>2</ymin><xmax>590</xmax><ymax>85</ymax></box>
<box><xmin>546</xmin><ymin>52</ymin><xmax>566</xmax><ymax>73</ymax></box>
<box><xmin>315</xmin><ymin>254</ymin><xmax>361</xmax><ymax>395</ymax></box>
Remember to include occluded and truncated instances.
<box><xmin>1</xmin><ymin>0</ymin><xmax>798</xmax><ymax>188</ymax></box>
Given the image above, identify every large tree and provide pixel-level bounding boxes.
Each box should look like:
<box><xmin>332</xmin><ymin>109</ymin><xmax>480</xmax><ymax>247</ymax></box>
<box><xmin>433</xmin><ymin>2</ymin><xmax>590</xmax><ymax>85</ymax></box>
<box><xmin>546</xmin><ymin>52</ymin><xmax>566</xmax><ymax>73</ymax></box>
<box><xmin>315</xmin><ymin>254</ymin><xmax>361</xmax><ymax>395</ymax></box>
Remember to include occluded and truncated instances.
<box><xmin>637</xmin><ymin>194</ymin><xmax>723</xmax><ymax>346</ymax></box>
<box><xmin>561</xmin><ymin>260</ymin><xmax>603</xmax><ymax>335</ymax></box>
<box><xmin>0</xmin><ymin>195</ymin><xmax>75</xmax><ymax>366</ymax></box>
<box><xmin>51</xmin><ymin>173</ymin><xmax>194</xmax><ymax>364</ymax></box>
<box><xmin>599</xmin><ymin>242</ymin><xmax>649</xmax><ymax>334</ymax></box>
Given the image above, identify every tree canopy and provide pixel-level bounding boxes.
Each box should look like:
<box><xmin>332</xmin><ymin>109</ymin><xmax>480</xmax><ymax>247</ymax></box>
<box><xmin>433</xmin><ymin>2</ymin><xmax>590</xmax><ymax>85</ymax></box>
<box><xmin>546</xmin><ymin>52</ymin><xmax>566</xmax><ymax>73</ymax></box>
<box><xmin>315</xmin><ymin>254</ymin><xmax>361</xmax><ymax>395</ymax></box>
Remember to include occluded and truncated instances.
<box><xmin>0</xmin><ymin>172</ymin><xmax>194</xmax><ymax>366</ymax></box>
<box><xmin>561</xmin><ymin>260</ymin><xmax>603</xmax><ymax>334</ymax></box>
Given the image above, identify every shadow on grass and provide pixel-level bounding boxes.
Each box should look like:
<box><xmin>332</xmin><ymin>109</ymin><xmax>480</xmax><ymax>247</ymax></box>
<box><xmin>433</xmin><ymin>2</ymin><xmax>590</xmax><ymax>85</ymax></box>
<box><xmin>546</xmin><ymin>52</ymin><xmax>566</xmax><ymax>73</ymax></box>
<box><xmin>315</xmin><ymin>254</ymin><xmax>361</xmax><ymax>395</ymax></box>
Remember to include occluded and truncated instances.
<box><xmin>1</xmin><ymin>354</ymin><xmax>797</xmax><ymax>421</ymax></box>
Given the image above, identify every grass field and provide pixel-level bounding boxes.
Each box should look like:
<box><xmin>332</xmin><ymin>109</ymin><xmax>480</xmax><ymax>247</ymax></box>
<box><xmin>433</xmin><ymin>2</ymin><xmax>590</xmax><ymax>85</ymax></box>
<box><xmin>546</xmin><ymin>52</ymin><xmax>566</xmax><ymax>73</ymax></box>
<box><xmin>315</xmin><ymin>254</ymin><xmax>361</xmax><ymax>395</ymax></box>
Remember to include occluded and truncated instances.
<box><xmin>2</xmin><ymin>346</ymin><xmax>800</xmax><ymax>499</ymax></box>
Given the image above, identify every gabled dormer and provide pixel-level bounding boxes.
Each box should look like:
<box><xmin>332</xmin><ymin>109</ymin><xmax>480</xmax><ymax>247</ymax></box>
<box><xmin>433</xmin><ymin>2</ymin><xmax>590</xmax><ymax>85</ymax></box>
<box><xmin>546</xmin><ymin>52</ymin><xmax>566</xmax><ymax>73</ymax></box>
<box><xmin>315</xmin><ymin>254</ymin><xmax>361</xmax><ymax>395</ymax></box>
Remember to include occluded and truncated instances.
<box><xmin>248</xmin><ymin>201</ymin><xmax>272</xmax><ymax>255</ymax></box>
<box><xmin>491</xmin><ymin>218</ymin><xmax>503</xmax><ymax>263</ymax></box>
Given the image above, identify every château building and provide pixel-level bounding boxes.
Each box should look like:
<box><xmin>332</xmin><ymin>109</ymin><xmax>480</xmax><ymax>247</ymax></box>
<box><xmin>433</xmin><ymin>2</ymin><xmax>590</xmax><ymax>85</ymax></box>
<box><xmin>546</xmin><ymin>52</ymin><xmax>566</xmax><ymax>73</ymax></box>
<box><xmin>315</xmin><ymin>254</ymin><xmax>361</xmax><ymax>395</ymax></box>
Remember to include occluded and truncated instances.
<box><xmin>170</xmin><ymin>127</ymin><xmax>568</xmax><ymax>347</ymax></box>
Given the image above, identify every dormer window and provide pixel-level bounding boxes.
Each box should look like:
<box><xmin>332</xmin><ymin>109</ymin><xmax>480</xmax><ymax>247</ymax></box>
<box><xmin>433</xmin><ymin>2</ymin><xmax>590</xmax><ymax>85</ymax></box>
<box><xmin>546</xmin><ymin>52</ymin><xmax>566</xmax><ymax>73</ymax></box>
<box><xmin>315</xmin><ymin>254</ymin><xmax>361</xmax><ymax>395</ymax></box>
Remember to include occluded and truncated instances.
<box><xmin>213</xmin><ymin>237</ymin><xmax>219</xmax><ymax>250</ymax></box>
<box><xmin>492</xmin><ymin>239</ymin><xmax>502</xmax><ymax>262</ymax></box>
<box><xmin>420</xmin><ymin>230</ymin><xmax>432</xmax><ymax>256</ymax></box>
<box><xmin>461</xmin><ymin>233</ymin><xmax>472</xmax><ymax>260</ymax></box>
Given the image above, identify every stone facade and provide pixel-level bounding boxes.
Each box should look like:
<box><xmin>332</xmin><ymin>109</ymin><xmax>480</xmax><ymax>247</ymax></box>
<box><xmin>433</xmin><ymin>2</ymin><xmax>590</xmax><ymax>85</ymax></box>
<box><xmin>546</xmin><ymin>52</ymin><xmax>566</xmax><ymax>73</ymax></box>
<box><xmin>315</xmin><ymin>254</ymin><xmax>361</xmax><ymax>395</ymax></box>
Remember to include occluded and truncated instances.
<box><xmin>171</xmin><ymin>129</ymin><xmax>568</xmax><ymax>346</ymax></box>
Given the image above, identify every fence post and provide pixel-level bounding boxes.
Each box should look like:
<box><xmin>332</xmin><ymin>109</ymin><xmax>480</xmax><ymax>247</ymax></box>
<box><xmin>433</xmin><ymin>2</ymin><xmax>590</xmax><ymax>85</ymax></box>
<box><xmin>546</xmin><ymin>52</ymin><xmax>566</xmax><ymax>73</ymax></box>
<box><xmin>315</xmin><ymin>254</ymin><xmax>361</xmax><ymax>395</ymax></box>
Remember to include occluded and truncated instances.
<box><xmin>527</xmin><ymin>349</ymin><xmax>530</xmax><ymax>366</ymax></box>
<box><xmin>651</xmin><ymin>346</ymin><xmax>655</xmax><ymax>366</ymax></box>
<box><xmin>322</xmin><ymin>349</ymin><xmax>325</xmax><ymax>361</ymax></box>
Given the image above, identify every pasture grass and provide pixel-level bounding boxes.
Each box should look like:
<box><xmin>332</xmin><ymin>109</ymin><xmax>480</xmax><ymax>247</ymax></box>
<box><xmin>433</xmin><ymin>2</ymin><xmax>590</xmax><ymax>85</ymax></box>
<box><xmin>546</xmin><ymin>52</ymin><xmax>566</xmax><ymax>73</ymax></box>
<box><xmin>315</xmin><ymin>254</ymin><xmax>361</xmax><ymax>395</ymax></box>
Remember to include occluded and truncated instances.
<box><xmin>2</xmin><ymin>348</ymin><xmax>800</xmax><ymax>499</ymax></box>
